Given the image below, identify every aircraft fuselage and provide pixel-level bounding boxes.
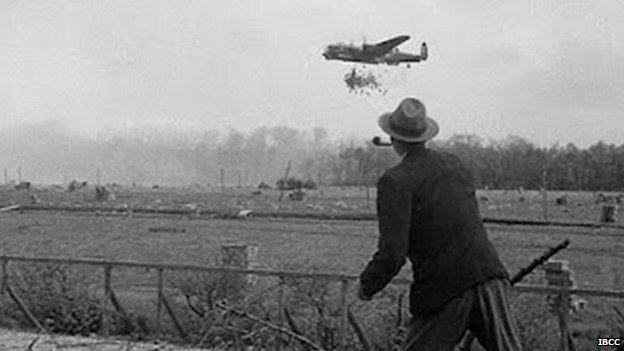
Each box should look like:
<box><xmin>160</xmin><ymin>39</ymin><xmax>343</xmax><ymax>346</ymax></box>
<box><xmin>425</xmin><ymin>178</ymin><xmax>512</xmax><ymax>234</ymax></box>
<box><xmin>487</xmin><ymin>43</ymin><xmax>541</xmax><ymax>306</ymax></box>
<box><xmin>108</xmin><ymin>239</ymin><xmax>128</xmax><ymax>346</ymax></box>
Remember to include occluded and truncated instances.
<box><xmin>323</xmin><ymin>37</ymin><xmax>427</xmax><ymax>66</ymax></box>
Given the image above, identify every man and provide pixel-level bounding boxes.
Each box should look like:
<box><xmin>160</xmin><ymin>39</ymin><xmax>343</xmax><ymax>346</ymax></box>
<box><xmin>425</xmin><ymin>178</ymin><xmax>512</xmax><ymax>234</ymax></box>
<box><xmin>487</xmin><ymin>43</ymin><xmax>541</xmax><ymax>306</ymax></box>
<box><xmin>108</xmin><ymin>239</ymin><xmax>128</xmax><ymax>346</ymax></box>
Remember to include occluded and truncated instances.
<box><xmin>358</xmin><ymin>98</ymin><xmax>523</xmax><ymax>350</ymax></box>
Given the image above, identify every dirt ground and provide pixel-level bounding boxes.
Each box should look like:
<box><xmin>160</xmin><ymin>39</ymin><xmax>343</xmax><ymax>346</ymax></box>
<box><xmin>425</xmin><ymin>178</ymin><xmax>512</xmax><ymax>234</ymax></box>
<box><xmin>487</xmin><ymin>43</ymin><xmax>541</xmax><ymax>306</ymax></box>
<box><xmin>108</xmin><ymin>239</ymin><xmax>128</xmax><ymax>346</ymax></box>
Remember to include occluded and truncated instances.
<box><xmin>0</xmin><ymin>329</ymin><xmax>212</xmax><ymax>351</ymax></box>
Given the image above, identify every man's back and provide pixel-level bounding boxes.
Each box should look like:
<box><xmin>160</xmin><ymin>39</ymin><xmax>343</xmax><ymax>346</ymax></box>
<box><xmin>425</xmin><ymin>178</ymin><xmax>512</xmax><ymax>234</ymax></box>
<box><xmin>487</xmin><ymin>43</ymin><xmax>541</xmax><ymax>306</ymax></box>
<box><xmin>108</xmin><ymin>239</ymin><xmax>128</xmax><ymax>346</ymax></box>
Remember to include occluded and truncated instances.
<box><xmin>361</xmin><ymin>147</ymin><xmax>508</xmax><ymax>314</ymax></box>
<box><xmin>361</xmin><ymin>97</ymin><xmax>522</xmax><ymax>350</ymax></box>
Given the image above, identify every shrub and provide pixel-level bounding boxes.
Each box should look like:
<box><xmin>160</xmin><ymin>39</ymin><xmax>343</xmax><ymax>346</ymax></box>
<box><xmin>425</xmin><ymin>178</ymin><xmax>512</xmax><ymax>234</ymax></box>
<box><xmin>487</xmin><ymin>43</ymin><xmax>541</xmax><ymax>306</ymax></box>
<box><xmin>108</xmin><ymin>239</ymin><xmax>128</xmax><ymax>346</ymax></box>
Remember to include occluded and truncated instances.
<box><xmin>167</xmin><ymin>271</ymin><xmax>255</xmax><ymax>348</ymax></box>
<box><xmin>511</xmin><ymin>293</ymin><xmax>559</xmax><ymax>351</ymax></box>
<box><xmin>8</xmin><ymin>264</ymin><xmax>102</xmax><ymax>335</ymax></box>
<box><xmin>303</xmin><ymin>179</ymin><xmax>317</xmax><ymax>190</ymax></box>
<box><xmin>277</xmin><ymin>177</ymin><xmax>302</xmax><ymax>190</ymax></box>
<box><xmin>277</xmin><ymin>177</ymin><xmax>317</xmax><ymax>190</ymax></box>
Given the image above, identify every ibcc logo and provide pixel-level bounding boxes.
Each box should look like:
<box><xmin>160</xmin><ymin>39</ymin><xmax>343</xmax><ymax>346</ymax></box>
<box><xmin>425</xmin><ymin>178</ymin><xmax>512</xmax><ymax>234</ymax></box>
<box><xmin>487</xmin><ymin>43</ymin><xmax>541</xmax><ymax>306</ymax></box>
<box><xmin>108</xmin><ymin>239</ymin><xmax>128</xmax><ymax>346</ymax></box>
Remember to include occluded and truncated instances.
<box><xmin>597</xmin><ymin>338</ymin><xmax>621</xmax><ymax>346</ymax></box>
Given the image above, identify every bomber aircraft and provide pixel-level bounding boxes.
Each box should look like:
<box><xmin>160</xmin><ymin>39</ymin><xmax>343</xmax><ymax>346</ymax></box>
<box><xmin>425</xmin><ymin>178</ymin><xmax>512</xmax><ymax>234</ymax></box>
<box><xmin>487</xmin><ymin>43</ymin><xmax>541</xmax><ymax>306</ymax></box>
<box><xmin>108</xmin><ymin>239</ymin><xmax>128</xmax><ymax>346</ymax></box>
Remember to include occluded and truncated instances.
<box><xmin>323</xmin><ymin>35</ymin><xmax>427</xmax><ymax>67</ymax></box>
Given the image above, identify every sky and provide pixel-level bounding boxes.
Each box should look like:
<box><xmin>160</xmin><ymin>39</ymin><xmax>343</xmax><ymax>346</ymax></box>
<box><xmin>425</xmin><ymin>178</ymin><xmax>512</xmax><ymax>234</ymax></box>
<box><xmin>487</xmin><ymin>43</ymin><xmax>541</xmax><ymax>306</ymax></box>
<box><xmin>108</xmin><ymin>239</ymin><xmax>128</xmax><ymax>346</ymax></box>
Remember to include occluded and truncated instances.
<box><xmin>1</xmin><ymin>0</ymin><xmax>624</xmax><ymax>147</ymax></box>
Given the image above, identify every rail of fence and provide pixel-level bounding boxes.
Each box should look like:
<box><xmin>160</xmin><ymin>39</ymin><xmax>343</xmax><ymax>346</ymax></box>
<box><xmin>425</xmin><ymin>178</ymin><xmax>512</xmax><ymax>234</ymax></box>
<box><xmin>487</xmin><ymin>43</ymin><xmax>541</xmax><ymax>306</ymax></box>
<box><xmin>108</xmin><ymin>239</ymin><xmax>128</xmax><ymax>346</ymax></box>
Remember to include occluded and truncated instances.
<box><xmin>0</xmin><ymin>255</ymin><xmax>623</xmax><ymax>351</ymax></box>
<box><xmin>11</xmin><ymin>204</ymin><xmax>624</xmax><ymax>229</ymax></box>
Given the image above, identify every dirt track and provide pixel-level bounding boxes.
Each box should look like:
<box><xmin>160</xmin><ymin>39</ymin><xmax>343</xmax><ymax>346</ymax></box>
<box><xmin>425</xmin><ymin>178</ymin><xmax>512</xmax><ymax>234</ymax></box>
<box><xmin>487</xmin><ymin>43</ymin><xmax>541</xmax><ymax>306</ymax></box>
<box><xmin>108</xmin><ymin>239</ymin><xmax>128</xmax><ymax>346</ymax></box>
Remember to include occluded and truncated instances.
<box><xmin>0</xmin><ymin>329</ymin><xmax>211</xmax><ymax>351</ymax></box>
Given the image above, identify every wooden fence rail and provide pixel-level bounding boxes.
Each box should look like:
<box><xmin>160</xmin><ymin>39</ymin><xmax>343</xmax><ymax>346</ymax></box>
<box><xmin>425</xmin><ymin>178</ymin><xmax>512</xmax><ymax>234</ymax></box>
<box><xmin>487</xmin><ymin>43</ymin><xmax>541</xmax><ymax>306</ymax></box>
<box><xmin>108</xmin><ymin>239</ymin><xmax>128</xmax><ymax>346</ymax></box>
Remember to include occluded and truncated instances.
<box><xmin>0</xmin><ymin>255</ymin><xmax>623</xmax><ymax>351</ymax></box>
<box><xmin>12</xmin><ymin>204</ymin><xmax>624</xmax><ymax>230</ymax></box>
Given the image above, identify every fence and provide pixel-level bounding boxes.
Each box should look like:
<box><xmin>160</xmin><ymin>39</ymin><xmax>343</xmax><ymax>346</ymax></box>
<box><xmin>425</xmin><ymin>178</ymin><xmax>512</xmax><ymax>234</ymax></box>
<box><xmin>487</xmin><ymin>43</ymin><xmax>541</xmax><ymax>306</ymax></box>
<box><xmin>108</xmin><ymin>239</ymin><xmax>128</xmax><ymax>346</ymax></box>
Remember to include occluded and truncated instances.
<box><xmin>13</xmin><ymin>204</ymin><xmax>624</xmax><ymax>230</ymax></box>
<box><xmin>0</xmin><ymin>255</ymin><xmax>623</xmax><ymax>351</ymax></box>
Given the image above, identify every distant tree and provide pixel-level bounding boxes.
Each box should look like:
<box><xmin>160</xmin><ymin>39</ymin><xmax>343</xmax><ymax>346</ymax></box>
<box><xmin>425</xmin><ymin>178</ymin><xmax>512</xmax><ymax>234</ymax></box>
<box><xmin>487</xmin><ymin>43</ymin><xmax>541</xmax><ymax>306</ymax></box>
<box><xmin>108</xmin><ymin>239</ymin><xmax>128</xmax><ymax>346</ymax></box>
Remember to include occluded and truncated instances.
<box><xmin>303</xmin><ymin>179</ymin><xmax>317</xmax><ymax>190</ymax></box>
<box><xmin>5</xmin><ymin>124</ymin><xmax>624</xmax><ymax>191</ymax></box>
<box><xmin>276</xmin><ymin>177</ymin><xmax>307</xmax><ymax>190</ymax></box>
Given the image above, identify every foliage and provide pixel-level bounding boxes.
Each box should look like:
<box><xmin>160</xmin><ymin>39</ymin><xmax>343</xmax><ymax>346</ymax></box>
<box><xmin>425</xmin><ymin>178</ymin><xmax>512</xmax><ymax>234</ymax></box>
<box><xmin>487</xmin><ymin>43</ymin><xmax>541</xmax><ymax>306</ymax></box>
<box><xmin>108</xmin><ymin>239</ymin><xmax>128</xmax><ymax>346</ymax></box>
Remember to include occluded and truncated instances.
<box><xmin>11</xmin><ymin>121</ymin><xmax>624</xmax><ymax>191</ymax></box>
<box><xmin>2</xmin><ymin>259</ymin><xmax>621</xmax><ymax>350</ymax></box>
<box><xmin>172</xmin><ymin>271</ymin><xmax>247</xmax><ymax>313</ymax></box>
<box><xmin>510</xmin><ymin>293</ymin><xmax>560</xmax><ymax>350</ymax></box>
<box><xmin>8</xmin><ymin>264</ymin><xmax>102</xmax><ymax>336</ymax></box>
<box><xmin>314</xmin><ymin>134</ymin><xmax>624</xmax><ymax>190</ymax></box>
<box><xmin>276</xmin><ymin>177</ymin><xmax>316</xmax><ymax>190</ymax></box>
<box><xmin>167</xmin><ymin>271</ymin><xmax>265</xmax><ymax>348</ymax></box>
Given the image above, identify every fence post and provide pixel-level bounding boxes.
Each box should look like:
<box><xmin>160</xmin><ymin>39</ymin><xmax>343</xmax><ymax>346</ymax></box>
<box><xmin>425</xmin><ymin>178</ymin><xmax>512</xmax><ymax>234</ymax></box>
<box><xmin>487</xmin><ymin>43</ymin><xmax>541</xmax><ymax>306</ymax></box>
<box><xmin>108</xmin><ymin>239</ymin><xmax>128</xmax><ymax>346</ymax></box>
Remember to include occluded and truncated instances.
<box><xmin>156</xmin><ymin>268</ymin><xmax>163</xmax><ymax>335</ymax></box>
<box><xmin>541</xmin><ymin>166</ymin><xmax>549</xmax><ymax>221</ymax></box>
<box><xmin>277</xmin><ymin>275</ymin><xmax>285</xmax><ymax>351</ymax></box>
<box><xmin>557</xmin><ymin>289</ymin><xmax>570</xmax><ymax>351</ymax></box>
<box><xmin>0</xmin><ymin>259</ymin><xmax>7</xmax><ymax>322</ymax></box>
<box><xmin>101</xmin><ymin>265</ymin><xmax>112</xmax><ymax>336</ymax></box>
<box><xmin>545</xmin><ymin>260</ymin><xmax>574</xmax><ymax>351</ymax></box>
<box><xmin>339</xmin><ymin>279</ymin><xmax>348</xmax><ymax>351</ymax></box>
<box><xmin>601</xmin><ymin>204</ymin><xmax>618</xmax><ymax>223</ymax></box>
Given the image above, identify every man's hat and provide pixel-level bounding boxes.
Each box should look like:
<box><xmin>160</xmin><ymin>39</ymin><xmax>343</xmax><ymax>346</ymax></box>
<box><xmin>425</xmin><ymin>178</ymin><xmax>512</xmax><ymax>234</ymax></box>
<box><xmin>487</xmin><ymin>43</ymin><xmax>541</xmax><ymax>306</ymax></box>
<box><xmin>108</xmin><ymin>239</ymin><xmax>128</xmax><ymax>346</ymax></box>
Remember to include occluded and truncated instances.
<box><xmin>378</xmin><ymin>98</ymin><xmax>439</xmax><ymax>143</ymax></box>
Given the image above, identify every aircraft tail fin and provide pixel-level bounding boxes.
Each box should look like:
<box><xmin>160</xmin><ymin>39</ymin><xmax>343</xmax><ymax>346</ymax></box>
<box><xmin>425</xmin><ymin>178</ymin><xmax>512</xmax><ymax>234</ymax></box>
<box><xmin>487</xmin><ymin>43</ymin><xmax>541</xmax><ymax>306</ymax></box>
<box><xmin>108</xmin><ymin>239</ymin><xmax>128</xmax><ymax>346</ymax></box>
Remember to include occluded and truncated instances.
<box><xmin>421</xmin><ymin>42</ymin><xmax>428</xmax><ymax>61</ymax></box>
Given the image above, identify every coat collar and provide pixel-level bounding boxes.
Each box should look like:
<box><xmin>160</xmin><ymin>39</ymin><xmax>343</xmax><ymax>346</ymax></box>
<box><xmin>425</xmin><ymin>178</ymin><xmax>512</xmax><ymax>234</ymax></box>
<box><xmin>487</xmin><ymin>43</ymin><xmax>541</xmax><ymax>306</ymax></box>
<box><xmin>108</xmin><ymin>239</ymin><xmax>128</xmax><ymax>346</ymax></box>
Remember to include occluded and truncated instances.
<box><xmin>401</xmin><ymin>144</ymin><xmax>428</xmax><ymax>161</ymax></box>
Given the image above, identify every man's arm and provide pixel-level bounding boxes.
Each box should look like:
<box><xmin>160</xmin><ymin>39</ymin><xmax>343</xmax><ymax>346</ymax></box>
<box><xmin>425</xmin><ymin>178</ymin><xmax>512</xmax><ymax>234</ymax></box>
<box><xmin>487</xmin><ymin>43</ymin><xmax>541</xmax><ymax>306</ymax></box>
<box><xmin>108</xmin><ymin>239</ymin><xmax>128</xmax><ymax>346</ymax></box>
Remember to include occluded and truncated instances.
<box><xmin>359</xmin><ymin>173</ymin><xmax>412</xmax><ymax>299</ymax></box>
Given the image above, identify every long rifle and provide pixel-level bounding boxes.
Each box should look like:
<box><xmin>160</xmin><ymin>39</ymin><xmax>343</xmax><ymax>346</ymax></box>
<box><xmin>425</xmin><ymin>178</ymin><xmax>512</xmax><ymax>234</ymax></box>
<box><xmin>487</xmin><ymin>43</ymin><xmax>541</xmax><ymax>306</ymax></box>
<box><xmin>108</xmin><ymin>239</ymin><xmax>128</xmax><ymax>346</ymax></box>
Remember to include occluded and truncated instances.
<box><xmin>455</xmin><ymin>239</ymin><xmax>570</xmax><ymax>350</ymax></box>
<box><xmin>509</xmin><ymin>239</ymin><xmax>570</xmax><ymax>285</ymax></box>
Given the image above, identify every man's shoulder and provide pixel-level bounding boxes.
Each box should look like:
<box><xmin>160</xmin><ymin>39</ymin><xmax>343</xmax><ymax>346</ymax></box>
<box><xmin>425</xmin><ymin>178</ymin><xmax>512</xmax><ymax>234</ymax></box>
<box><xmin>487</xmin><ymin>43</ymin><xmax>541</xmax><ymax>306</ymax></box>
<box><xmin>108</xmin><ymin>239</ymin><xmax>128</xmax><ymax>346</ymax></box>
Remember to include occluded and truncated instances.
<box><xmin>422</xmin><ymin>149</ymin><xmax>467</xmax><ymax>172</ymax></box>
<box><xmin>381</xmin><ymin>163</ymin><xmax>408</xmax><ymax>182</ymax></box>
<box><xmin>380</xmin><ymin>161</ymin><xmax>421</xmax><ymax>189</ymax></box>
<box><xmin>428</xmin><ymin>148</ymin><xmax>462</xmax><ymax>163</ymax></box>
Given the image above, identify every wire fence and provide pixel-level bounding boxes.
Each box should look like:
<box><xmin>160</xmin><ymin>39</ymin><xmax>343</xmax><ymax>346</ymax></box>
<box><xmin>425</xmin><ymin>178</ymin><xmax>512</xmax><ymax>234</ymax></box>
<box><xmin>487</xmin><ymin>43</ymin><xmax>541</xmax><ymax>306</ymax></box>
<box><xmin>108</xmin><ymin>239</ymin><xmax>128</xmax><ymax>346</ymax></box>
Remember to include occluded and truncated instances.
<box><xmin>0</xmin><ymin>255</ymin><xmax>622</xmax><ymax>351</ymax></box>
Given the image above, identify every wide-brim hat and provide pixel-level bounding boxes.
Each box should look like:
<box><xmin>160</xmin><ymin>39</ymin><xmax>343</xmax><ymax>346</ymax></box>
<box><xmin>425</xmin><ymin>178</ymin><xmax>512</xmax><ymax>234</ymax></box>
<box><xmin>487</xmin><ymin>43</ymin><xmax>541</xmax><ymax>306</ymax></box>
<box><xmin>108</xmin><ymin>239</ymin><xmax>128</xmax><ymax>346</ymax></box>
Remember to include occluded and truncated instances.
<box><xmin>378</xmin><ymin>98</ymin><xmax>439</xmax><ymax>143</ymax></box>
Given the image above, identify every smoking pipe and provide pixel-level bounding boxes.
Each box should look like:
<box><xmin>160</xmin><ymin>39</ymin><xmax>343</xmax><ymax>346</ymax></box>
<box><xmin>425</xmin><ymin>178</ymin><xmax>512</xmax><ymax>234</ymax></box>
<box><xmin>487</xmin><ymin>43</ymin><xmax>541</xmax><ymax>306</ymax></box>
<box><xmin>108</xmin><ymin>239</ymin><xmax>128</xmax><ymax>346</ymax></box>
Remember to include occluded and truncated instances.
<box><xmin>372</xmin><ymin>136</ymin><xmax>392</xmax><ymax>147</ymax></box>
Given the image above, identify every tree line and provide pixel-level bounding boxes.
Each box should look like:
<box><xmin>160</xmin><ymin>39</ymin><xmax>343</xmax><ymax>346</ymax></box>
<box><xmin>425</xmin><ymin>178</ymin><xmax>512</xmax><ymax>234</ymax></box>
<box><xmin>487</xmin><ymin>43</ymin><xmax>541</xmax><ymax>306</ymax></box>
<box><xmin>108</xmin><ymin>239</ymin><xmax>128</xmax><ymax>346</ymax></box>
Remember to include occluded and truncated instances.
<box><xmin>1</xmin><ymin>123</ymin><xmax>622</xmax><ymax>191</ymax></box>
<box><xmin>318</xmin><ymin>134</ymin><xmax>624</xmax><ymax>191</ymax></box>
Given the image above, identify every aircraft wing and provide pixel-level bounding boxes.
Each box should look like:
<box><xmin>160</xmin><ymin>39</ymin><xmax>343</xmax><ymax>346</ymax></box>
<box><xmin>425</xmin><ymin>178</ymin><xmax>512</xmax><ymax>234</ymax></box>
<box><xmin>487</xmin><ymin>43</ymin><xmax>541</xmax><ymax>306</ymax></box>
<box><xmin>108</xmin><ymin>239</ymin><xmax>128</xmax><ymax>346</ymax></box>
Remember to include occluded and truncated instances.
<box><xmin>369</xmin><ymin>35</ymin><xmax>411</xmax><ymax>56</ymax></box>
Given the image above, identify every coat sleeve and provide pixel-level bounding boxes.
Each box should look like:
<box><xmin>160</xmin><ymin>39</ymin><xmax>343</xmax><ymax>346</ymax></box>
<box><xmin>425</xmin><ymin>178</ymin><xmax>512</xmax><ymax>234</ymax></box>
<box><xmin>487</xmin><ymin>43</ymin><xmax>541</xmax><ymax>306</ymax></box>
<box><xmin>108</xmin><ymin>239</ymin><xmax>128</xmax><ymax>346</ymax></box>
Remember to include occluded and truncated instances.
<box><xmin>359</xmin><ymin>173</ymin><xmax>411</xmax><ymax>298</ymax></box>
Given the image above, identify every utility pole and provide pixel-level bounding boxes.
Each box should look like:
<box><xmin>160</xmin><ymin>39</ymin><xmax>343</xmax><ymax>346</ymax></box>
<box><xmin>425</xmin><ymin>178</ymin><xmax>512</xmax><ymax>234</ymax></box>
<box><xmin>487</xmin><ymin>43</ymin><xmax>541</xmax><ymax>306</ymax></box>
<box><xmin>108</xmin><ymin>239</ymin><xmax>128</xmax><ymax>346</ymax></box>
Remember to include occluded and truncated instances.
<box><xmin>220</xmin><ymin>168</ymin><xmax>225</xmax><ymax>192</ymax></box>
<box><xmin>278</xmin><ymin>161</ymin><xmax>292</xmax><ymax>202</ymax></box>
<box><xmin>542</xmin><ymin>165</ymin><xmax>549</xmax><ymax>221</ymax></box>
<box><xmin>359</xmin><ymin>158</ymin><xmax>370</xmax><ymax>209</ymax></box>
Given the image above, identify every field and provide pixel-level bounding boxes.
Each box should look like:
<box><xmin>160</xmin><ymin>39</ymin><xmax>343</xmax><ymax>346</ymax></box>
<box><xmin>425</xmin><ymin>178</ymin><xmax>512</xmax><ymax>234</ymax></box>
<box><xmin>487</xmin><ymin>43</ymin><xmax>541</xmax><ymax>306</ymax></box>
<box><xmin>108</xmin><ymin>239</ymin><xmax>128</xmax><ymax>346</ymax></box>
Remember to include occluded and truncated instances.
<box><xmin>3</xmin><ymin>184</ymin><xmax>624</xmax><ymax>224</ymax></box>
<box><xmin>0</xmin><ymin>185</ymin><xmax>623</xmax><ymax>350</ymax></box>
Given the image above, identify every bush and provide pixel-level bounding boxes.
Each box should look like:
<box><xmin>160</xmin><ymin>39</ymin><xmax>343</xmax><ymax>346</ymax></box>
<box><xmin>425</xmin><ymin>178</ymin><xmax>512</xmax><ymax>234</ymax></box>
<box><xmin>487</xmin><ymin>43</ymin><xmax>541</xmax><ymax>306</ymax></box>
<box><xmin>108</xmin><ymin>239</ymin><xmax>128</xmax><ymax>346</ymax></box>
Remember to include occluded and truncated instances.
<box><xmin>258</xmin><ymin>181</ymin><xmax>272</xmax><ymax>189</ymax></box>
<box><xmin>167</xmin><ymin>271</ymin><xmax>255</xmax><ymax>348</ymax></box>
<box><xmin>277</xmin><ymin>177</ymin><xmax>316</xmax><ymax>190</ymax></box>
<box><xmin>8</xmin><ymin>264</ymin><xmax>102</xmax><ymax>335</ymax></box>
<box><xmin>510</xmin><ymin>293</ymin><xmax>559</xmax><ymax>351</ymax></box>
<box><xmin>277</xmin><ymin>177</ymin><xmax>302</xmax><ymax>190</ymax></box>
<box><xmin>303</xmin><ymin>179</ymin><xmax>317</xmax><ymax>190</ymax></box>
<box><xmin>2</xmin><ymin>262</ymin><xmax>593</xmax><ymax>350</ymax></box>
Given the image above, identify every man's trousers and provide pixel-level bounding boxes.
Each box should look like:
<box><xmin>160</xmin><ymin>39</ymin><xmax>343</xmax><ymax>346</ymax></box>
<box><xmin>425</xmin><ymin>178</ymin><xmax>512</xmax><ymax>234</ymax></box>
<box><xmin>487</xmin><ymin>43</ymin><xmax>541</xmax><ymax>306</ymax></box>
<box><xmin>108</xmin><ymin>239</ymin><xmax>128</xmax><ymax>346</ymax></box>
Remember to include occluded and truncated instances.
<box><xmin>403</xmin><ymin>278</ymin><xmax>523</xmax><ymax>351</ymax></box>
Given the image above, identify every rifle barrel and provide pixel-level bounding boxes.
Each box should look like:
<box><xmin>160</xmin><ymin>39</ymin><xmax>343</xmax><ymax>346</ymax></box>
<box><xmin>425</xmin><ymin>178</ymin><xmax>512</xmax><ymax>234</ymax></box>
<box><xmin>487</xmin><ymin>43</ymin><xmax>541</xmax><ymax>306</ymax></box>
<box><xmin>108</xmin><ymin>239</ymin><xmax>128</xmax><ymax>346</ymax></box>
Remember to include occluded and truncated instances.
<box><xmin>509</xmin><ymin>239</ymin><xmax>570</xmax><ymax>285</ymax></box>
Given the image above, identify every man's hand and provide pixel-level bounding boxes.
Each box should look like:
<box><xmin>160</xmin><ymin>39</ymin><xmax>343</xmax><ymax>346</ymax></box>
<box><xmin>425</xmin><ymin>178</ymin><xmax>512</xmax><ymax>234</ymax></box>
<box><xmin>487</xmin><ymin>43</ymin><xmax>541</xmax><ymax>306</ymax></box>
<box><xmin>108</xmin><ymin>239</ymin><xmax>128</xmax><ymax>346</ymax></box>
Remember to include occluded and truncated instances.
<box><xmin>357</xmin><ymin>283</ymin><xmax>373</xmax><ymax>301</ymax></box>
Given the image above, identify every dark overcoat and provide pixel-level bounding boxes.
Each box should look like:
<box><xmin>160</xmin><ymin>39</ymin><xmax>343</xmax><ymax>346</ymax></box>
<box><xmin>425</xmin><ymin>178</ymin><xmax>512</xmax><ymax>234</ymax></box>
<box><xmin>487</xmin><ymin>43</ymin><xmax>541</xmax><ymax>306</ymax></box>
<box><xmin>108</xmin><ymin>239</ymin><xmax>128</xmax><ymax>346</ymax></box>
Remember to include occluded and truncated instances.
<box><xmin>360</xmin><ymin>146</ymin><xmax>508</xmax><ymax>314</ymax></box>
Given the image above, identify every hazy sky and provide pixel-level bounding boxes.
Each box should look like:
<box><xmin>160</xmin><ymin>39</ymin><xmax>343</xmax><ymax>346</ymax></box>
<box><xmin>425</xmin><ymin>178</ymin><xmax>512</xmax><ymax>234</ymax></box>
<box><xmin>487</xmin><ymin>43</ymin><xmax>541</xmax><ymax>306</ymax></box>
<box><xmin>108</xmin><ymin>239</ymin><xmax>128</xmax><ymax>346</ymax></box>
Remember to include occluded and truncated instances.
<box><xmin>1</xmin><ymin>0</ymin><xmax>623</xmax><ymax>147</ymax></box>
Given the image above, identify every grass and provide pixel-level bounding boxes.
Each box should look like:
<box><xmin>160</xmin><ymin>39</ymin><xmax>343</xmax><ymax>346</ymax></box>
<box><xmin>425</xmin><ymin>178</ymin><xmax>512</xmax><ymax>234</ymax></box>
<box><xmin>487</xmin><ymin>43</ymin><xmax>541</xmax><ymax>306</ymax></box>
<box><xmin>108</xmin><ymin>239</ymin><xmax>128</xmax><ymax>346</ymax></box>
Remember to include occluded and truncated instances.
<box><xmin>1</xmin><ymin>213</ymin><xmax>622</xmax><ymax>288</ymax></box>
<box><xmin>2</xmin><ymin>185</ymin><xmax>623</xmax><ymax>224</ymax></box>
<box><xmin>0</xmin><ymin>185</ymin><xmax>623</xmax><ymax>349</ymax></box>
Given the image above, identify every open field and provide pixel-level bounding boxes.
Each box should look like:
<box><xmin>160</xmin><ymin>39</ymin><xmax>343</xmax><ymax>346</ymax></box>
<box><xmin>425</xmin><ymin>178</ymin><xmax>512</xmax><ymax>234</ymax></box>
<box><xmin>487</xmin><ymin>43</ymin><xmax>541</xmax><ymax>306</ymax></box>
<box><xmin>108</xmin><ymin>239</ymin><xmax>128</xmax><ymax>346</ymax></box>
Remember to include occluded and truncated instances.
<box><xmin>2</xmin><ymin>184</ymin><xmax>624</xmax><ymax>224</ymax></box>
<box><xmin>0</xmin><ymin>185</ymin><xmax>623</xmax><ymax>349</ymax></box>
<box><xmin>0</xmin><ymin>212</ymin><xmax>623</xmax><ymax>288</ymax></box>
